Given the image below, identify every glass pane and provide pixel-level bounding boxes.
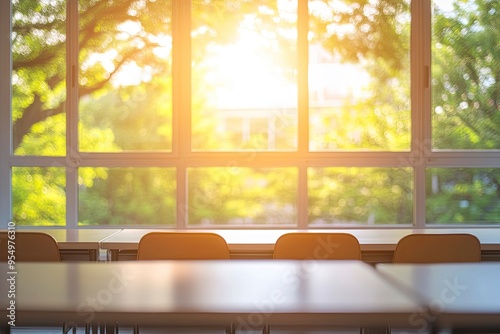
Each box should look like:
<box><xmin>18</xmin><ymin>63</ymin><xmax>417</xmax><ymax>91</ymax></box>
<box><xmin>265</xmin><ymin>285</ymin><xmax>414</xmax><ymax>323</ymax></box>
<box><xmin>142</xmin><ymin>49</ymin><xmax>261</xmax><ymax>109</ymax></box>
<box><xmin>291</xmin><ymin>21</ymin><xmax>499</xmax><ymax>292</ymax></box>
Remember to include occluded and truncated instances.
<box><xmin>12</xmin><ymin>167</ymin><xmax>66</xmax><ymax>226</ymax></box>
<box><xmin>192</xmin><ymin>0</ymin><xmax>298</xmax><ymax>151</ymax></box>
<box><xmin>426</xmin><ymin>168</ymin><xmax>500</xmax><ymax>224</ymax></box>
<box><xmin>79</xmin><ymin>0</ymin><xmax>173</xmax><ymax>152</ymax></box>
<box><xmin>78</xmin><ymin>168</ymin><xmax>176</xmax><ymax>226</ymax></box>
<box><xmin>309</xmin><ymin>0</ymin><xmax>411</xmax><ymax>151</ymax></box>
<box><xmin>12</xmin><ymin>0</ymin><xmax>67</xmax><ymax>156</ymax></box>
<box><xmin>308</xmin><ymin>167</ymin><xmax>413</xmax><ymax>225</ymax></box>
<box><xmin>432</xmin><ymin>0</ymin><xmax>499</xmax><ymax>149</ymax></box>
<box><xmin>187</xmin><ymin>168</ymin><xmax>297</xmax><ymax>226</ymax></box>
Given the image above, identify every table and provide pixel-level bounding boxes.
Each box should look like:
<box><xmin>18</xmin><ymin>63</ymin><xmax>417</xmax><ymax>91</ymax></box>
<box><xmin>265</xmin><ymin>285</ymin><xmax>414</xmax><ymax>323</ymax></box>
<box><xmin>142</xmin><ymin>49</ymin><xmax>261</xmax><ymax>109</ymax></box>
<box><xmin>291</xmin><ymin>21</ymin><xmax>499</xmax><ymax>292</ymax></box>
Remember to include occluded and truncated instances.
<box><xmin>100</xmin><ymin>228</ymin><xmax>500</xmax><ymax>261</ymax></box>
<box><xmin>101</xmin><ymin>229</ymin><xmax>286</xmax><ymax>260</ymax></box>
<box><xmin>376</xmin><ymin>262</ymin><xmax>500</xmax><ymax>332</ymax></box>
<box><xmin>0</xmin><ymin>260</ymin><xmax>426</xmax><ymax>332</ymax></box>
<box><xmin>13</xmin><ymin>229</ymin><xmax>121</xmax><ymax>261</ymax></box>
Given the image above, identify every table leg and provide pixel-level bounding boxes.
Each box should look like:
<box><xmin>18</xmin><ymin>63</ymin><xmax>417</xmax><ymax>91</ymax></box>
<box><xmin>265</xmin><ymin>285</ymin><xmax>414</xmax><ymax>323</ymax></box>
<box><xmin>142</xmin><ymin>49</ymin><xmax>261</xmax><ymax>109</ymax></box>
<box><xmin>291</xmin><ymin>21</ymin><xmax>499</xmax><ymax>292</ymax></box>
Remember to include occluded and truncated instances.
<box><xmin>225</xmin><ymin>323</ymin><xmax>235</xmax><ymax>334</ymax></box>
<box><xmin>105</xmin><ymin>322</ymin><xmax>116</xmax><ymax>333</ymax></box>
<box><xmin>104</xmin><ymin>323</ymin><xmax>118</xmax><ymax>334</ymax></box>
<box><xmin>108</xmin><ymin>249</ymin><xmax>119</xmax><ymax>261</ymax></box>
<box><xmin>89</xmin><ymin>249</ymin><xmax>97</xmax><ymax>261</ymax></box>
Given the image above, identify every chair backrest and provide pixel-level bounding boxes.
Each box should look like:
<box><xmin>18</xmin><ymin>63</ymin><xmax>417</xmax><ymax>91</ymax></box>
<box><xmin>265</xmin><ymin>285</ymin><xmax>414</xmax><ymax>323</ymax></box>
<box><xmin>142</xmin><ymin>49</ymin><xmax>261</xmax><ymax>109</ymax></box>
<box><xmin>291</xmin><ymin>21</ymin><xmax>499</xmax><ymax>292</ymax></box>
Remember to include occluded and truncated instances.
<box><xmin>273</xmin><ymin>232</ymin><xmax>362</xmax><ymax>260</ymax></box>
<box><xmin>0</xmin><ymin>231</ymin><xmax>61</xmax><ymax>262</ymax></box>
<box><xmin>136</xmin><ymin>232</ymin><xmax>230</xmax><ymax>260</ymax></box>
<box><xmin>392</xmin><ymin>233</ymin><xmax>481</xmax><ymax>263</ymax></box>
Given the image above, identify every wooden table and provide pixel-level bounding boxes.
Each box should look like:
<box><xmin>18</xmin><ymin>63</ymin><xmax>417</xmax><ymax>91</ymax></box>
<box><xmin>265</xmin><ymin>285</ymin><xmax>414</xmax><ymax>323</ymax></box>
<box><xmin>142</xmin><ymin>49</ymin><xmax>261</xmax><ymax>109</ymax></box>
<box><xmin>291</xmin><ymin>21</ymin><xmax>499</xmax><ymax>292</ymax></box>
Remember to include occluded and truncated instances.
<box><xmin>13</xmin><ymin>229</ymin><xmax>121</xmax><ymax>261</ymax></box>
<box><xmin>101</xmin><ymin>228</ymin><xmax>286</xmax><ymax>260</ymax></box>
<box><xmin>0</xmin><ymin>261</ymin><xmax>425</xmax><ymax>333</ymax></box>
<box><xmin>376</xmin><ymin>262</ymin><xmax>500</xmax><ymax>332</ymax></box>
<box><xmin>100</xmin><ymin>228</ymin><xmax>500</xmax><ymax>261</ymax></box>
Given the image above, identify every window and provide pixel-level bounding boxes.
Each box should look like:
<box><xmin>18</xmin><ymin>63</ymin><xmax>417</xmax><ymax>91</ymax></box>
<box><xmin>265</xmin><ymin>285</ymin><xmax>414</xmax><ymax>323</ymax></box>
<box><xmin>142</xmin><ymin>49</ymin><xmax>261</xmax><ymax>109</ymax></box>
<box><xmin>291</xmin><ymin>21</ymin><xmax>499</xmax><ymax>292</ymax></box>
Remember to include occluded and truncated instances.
<box><xmin>1</xmin><ymin>0</ymin><xmax>498</xmax><ymax>228</ymax></box>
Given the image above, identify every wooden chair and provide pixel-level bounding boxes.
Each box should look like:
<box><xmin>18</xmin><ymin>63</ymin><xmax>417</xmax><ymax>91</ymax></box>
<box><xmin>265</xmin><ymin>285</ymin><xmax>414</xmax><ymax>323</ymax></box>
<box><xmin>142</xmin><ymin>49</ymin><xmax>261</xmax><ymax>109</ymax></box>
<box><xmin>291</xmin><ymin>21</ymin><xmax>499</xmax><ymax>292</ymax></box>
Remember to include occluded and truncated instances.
<box><xmin>392</xmin><ymin>233</ymin><xmax>481</xmax><ymax>263</ymax></box>
<box><xmin>270</xmin><ymin>233</ymin><xmax>363</xmax><ymax>334</ymax></box>
<box><xmin>273</xmin><ymin>232</ymin><xmax>362</xmax><ymax>260</ymax></box>
<box><xmin>0</xmin><ymin>231</ymin><xmax>61</xmax><ymax>262</ymax></box>
<box><xmin>387</xmin><ymin>234</ymin><xmax>482</xmax><ymax>334</ymax></box>
<box><xmin>137</xmin><ymin>232</ymin><xmax>230</xmax><ymax>260</ymax></box>
<box><xmin>136</xmin><ymin>232</ymin><xmax>232</xmax><ymax>333</ymax></box>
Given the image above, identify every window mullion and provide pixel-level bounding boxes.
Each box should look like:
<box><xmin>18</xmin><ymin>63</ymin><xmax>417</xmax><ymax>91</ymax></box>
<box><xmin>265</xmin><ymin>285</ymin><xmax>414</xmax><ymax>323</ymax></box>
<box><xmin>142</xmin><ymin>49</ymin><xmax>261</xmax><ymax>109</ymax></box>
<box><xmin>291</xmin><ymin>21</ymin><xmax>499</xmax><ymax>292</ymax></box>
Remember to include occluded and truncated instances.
<box><xmin>0</xmin><ymin>0</ymin><xmax>12</xmax><ymax>227</ymax></box>
<box><xmin>298</xmin><ymin>0</ymin><xmax>309</xmax><ymax>155</ymax></box>
<box><xmin>66</xmin><ymin>0</ymin><xmax>80</xmax><ymax>228</ymax></box>
<box><xmin>173</xmin><ymin>0</ymin><xmax>191</xmax><ymax>227</ymax></box>
<box><xmin>297</xmin><ymin>0</ymin><xmax>309</xmax><ymax>229</ymax></box>
<box><xmin>411</xmin><ymin>0</ymin><xmax>432</xmax><ymax>228</ymax></box>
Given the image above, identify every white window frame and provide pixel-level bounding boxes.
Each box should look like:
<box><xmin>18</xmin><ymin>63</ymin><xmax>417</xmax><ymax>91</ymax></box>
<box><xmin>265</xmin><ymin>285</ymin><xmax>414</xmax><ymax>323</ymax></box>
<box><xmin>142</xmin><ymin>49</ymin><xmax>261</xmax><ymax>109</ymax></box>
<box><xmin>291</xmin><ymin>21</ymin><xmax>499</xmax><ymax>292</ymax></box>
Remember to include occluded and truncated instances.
<box><xmin>1</xmin><ymin>0</ymin><xmax>499</xmax><ymax>229</ymax></box>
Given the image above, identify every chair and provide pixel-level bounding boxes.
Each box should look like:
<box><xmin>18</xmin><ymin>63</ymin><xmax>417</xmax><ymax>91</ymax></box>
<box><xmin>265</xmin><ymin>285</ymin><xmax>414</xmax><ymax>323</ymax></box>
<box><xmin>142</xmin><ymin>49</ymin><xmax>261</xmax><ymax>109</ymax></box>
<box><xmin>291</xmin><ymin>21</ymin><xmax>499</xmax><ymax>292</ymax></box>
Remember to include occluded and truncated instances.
<box><xmin>387</xmin><ymin>234</ymin><xmax>482</xmax><ymax>334</ymax></box>
<box><xmin>0</xmin><ymin>231</ymin><xmax>61</xmax><ymax>262</ymax></box>
<box><xmin>392</xmin><ymin>233</ymin><xmax>481</xmax><ymax>263</ymax></box>
<box><xmin>137</xmin><ymin>232</ymin><xmax>230</xmax><ymax>260</ymax></box>
<box><xmin>136</xmin><ymin>232</ymin><xmax>232</xmax><ymax>334</ymax></box>
<box><xmin>269</xmin><ymin>233</ymin><xmax>363</xmax><ymax>334</ymax></box>
<box><xmin>273</xmin><ymin>232</ymin><xmax>362</xmax><ymax>260</ymax></box>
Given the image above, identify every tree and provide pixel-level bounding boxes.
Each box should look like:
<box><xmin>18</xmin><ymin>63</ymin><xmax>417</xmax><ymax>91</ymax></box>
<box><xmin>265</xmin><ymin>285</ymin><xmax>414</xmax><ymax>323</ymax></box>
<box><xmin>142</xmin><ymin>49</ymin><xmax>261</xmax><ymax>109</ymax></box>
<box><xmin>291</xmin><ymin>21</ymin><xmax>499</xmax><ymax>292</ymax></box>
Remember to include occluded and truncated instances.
<box><xmin>427</xmin><ymin>0</ymin><xmax>500</xmax><ymax>224</ymax></box>
<box><xmin>11</xmin><ymin>0</ymin><xmax>498</xmax><ymax>226</ymax></box>
<box><xmin>432</xmin><ymin>0</ymin><xmax>499</xmax><ymax>150</ymax></box>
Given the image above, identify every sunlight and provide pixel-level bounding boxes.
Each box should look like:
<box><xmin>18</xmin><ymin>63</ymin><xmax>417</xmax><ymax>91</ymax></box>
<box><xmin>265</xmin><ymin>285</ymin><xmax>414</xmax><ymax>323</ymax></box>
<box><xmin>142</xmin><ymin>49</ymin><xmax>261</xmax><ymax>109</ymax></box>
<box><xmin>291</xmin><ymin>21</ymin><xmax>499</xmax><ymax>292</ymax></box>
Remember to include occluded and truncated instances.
<box><xmin>204</xmin><ymin>30</ymin><xmax>297</xmax><ymax>110</ymax></box>
<box><xmin>309</xmin><ymin>55</ymin><xmax>370</xmax><ymax>105</ymax></box>
<box><xmin>199</xmin><ymin>0</ymin><xmax>370</xmax><ymax>111</ymax></box>
<box><xmin>434</xmin><ymin>0</ymin><xmax>455</xmax><ymax>12</ymax></box>
<box><xmin>111</xmin><ymin>61</ymin><xmax>153</xmax><ymax>87</ymax></box>
<box><xmin>204</xmin><ymin>36</ymin><xmax>369</xmax><ymax>110</ymax></box>
<box><xmin>85</xmin><ymin>19</ymin><xmax>172</xmax><ymax>88</ymax></box>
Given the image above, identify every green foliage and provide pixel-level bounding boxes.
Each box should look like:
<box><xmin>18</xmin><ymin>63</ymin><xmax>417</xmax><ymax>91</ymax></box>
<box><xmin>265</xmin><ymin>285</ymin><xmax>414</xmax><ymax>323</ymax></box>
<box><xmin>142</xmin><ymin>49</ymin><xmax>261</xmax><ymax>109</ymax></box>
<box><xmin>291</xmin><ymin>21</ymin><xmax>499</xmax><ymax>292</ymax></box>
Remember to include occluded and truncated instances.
<box><xmin>309</xmin><ymin>0</ymin><xmax>410</xmax><ymax>71</ymax></box>
<box><xmin>308</xmin><ymin>168</ymin><xmax>413</xmax><ymax>225</ymax></box>
<box><xmin>187</xmin><ymin>167</ymin><xmax>297</xmax><ymax>226</ymax></box>
<box><xmin>79</xmin><ymin>79</ymin><xmax>173</xmax><ymax>151</ymax></box>
<box><xmin>432</xmin><ymin>0</ymin><xmax>500</xmax><ymax>149</ymax></box>
<box><xmin>426</xmin><ymin>168</ymin><xmax>500</xmax><ymax>224</ymax></box>
<box><xmin>12</xmin><ymin>167</ymin><xmax>66</xmax><ymax>226</ymax></box>
<box><xmin>427</xmin><ymin>0</ymin><xmax>500</xmax><ymax>223</ymax></box>
<box><xmin>78</xmin><ymin>168</ymin><xmax>176</xmax><ymax>226</ymax></box>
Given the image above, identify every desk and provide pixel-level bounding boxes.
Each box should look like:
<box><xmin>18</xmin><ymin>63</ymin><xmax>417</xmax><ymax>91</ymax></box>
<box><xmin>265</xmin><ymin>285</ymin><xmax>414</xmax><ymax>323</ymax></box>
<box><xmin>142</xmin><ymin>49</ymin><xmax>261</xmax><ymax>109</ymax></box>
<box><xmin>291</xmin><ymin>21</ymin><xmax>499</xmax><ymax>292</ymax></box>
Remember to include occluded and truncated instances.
<box><xmin>101</xmin><ymin>229</ymin><xmax>286</xmax><ymax>260</ymax></box>
<box><xmin>0</xmin><ymin>261</ymin><xmax>424</xmax><ymax>332</ymax></box>
<box><xmin>376</xmin><ymin>262</ymin><xmax>500</xmax><ymax>332</ymax></box>
<box><xmin>14</xmin><ymin>229</ymin><xmax>121</xmax><ymax>261</ymax></box>
<box><xmin>101</xmin><ymin>228</ymin><xmax>500</xmax><ymax>261</ymax></box>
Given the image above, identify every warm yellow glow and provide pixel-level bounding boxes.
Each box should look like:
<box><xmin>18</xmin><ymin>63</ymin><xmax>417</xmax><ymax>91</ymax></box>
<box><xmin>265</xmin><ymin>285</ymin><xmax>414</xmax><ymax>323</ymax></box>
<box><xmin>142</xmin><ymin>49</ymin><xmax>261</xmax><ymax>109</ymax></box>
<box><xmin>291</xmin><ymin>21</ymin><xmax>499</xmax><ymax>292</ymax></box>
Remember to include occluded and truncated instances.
<box><xmin>111</xmin><ymin>61</ymin><xmax>153</xmax><ymax>87</ymax></box>
<box><xmin>203</xmin><ymin>30</ymin><xmax>297</xmax><ymax>110</ymax></box>
<box><xmin>203</xmin><ymin>34</ymin><xmax>369</xmax><ymax>110</ymax></box>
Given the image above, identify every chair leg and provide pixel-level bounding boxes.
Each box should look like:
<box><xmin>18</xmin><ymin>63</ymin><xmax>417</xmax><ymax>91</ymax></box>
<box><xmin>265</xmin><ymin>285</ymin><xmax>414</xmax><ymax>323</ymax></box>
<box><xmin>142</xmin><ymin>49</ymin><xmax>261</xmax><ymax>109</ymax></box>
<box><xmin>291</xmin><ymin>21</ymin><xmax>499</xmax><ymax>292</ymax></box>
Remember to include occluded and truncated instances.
<box><xmin>262</xmin><ymin>324</ymin><xmax>270</xmax><ymax>334</ymax></box>
<box><xmin>63</xmin><ymin>322</ymin><xmax>77</xmax><ymax>334</ymax></box>
<box><xmin>105</xmin><ymin>322</ymin><xmax>117</xmax><ymax>334</ymax></box>
<box><xmin>133</xmin><ymin>324</ymin><xmax>140</xmax><ymax>334</ymax></box>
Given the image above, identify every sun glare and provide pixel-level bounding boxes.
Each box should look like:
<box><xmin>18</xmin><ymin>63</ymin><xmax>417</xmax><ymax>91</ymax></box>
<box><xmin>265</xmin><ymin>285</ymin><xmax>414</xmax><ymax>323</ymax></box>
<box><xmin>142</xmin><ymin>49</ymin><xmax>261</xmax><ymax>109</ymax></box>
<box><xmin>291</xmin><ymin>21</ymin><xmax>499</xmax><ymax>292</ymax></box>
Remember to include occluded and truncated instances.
<box><xmin>204</xmin><ymin>30</ymin><xmax>297</xmax><ymax>110</ymax></box>
<box><xmin>204</xmin><ymin>35</ymin><xmax>369</xmax><ymax>110</ymax></box>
